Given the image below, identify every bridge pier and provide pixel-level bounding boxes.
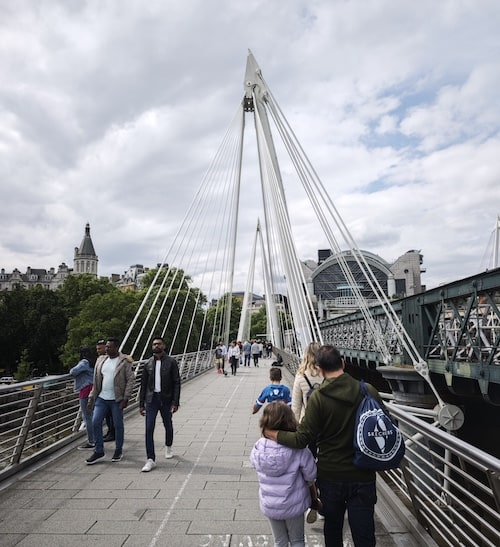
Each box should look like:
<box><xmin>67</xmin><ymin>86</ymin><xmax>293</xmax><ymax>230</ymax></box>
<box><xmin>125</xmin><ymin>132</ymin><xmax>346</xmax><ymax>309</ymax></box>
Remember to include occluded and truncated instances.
<box><xmin>378</xmin><ymin>366</ymin><xmax>438</xmax><ymax>409</ymax></box>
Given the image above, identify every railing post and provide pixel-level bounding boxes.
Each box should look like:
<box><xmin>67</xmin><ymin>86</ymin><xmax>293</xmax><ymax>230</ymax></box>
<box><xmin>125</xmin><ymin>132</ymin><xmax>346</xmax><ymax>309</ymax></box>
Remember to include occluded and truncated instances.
<box><xmin>10</xmin><ymin>384</ymin><xmax>43</xmax><ymax>465</ymax></box>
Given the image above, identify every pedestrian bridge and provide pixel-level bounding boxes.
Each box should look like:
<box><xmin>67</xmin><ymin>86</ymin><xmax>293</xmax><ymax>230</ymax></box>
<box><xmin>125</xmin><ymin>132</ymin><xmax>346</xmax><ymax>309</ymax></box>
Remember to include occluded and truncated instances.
<box><xmin>1</xmin><ymin>357</ymin><xmax>499</xmax><ymax>547</ymax></box>
<box><xmin>2</xmin><ymin>51</ymin><xmax>500</xmax><ymax>546</ymax></box>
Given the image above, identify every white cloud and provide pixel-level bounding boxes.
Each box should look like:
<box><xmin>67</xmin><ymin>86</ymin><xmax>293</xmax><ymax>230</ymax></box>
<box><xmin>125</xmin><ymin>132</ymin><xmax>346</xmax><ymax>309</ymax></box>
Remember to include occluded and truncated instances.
<box><xmin>0</xmin><ymin>0</ymin><xmax>499</xmax><ymax>294</ymax></box>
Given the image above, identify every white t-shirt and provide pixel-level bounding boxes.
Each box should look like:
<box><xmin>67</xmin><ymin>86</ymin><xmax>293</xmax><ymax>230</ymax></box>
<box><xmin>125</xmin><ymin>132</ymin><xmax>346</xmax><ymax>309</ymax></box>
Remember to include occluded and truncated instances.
<box><xmin>100</xmin><ymin>356</ymin><xmax>119</xmax><ymax>400</ymax></box>
<box><xmin>154</xmin><ymin>359</ymin><xmax>162</xmax><ymax>392</ymax></box>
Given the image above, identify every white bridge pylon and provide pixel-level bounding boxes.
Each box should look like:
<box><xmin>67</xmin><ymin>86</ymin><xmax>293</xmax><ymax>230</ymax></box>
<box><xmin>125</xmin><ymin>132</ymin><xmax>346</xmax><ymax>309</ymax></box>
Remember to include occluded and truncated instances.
<box><xmin>121</xmin><ymin>51</ymin><xmax>445</xmax><ymax>408</ymax></box>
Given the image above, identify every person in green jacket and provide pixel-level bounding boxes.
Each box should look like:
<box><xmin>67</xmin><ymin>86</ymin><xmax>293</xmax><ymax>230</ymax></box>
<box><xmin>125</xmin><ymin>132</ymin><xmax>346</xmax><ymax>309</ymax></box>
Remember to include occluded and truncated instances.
<box><xmin>264</xmin><ymin>345</ymin><xmax>382</xmax><ymax>547</ymax></box>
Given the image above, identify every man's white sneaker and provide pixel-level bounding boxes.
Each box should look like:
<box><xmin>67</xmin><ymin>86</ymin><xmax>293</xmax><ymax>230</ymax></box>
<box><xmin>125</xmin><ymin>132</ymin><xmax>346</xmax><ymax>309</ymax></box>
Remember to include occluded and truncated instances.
<box><xmin>165</xmin><ymin>446</ymin><xmax>173</xmax><ymax>459</ymax></box>
<box><xmin>141</xmin><ymin>458</ymin><xmax>156</xmax><ymax>472</ymax></box>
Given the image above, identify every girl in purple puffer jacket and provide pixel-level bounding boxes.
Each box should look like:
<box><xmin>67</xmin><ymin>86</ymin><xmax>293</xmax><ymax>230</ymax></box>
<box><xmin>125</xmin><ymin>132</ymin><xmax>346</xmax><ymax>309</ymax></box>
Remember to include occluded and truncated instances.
<box><xmin>250</xmin><ymin>401</ymin><xmax>318</xmax><ymax>547</ymax></box>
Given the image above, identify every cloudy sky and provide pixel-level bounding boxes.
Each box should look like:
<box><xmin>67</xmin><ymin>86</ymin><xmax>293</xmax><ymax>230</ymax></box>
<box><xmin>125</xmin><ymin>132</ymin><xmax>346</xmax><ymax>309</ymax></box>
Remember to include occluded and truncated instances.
<box><xmin>1</xmin><ymin>0</ymin><xmax>499</xmax><ymax>295</ymax></box>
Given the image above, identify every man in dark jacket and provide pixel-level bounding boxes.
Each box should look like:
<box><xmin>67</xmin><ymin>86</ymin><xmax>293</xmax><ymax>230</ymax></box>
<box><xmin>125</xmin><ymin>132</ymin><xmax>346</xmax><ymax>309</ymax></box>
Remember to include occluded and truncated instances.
<box><xmin>265</xmin><ymin>345</ymin><xmax>383</xmax><ymax>547</ymax></box>
<box><xmin>139</xmin><ymin>336</ymin><xmax>181</xmax><ymax>472</ymax></box>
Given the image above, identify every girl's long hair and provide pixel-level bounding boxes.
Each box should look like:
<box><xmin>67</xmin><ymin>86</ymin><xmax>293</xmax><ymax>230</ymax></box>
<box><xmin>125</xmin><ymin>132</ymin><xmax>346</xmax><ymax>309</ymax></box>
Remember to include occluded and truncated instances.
<box><xmin>297</xmin><ymin>341</ymin><xmax>321</xmax><ymax>377</ymax></box>
<box><xmin>259</xmin><ymin>401</ymin><xmax>297</xmax><ymax>434</ymax></box>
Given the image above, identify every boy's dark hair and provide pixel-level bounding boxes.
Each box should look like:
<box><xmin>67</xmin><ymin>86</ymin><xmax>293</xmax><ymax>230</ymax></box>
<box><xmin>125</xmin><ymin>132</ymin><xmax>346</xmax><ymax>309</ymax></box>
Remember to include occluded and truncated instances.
<box><xmin>106</xmin><ymin>337</ymin><xmax>121</xmax><ymax>347</ymax></box>
<box><xmin>259</xmin><ymin>401</ymin><xmax>297</xmax><ymax>433</ymax></box>
<box><xmin>315</xmin><ymin>345</ymin><xmax>343</xmax><ymax>372</ymax></box>
<box><xmin>269</xmin><ymin>367</ymin><xmax>282</xmax><ymax>382</ymax></box>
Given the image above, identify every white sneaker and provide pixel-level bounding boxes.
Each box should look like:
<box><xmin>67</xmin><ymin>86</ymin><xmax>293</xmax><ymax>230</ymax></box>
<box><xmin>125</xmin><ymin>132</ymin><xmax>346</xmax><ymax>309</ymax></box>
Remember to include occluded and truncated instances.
<box><xmin>141</xmin><ymin>458</ymin><xmax>156</xmax><ymax>472</ymax></box>
<box><xmin>165</xmin><ymin>446</ymin><xmax>173</xmax><ymax>459</ymax></box>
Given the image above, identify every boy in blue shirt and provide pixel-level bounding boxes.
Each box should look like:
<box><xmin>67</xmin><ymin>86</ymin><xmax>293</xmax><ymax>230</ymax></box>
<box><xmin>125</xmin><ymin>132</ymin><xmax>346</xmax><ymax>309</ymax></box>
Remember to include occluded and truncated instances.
<box><xmin>253</xmin><ymin>367</ymin><xmax>292</xmax><ymax>414</ymax></box>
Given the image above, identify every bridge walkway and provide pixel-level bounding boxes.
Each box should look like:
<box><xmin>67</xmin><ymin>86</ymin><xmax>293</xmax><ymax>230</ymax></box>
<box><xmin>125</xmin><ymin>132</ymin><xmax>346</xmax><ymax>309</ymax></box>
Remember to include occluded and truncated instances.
<box><xmin>0</xmin><ymin>358</ymin><xmax>430</xmax><ymax>547</ymax></box>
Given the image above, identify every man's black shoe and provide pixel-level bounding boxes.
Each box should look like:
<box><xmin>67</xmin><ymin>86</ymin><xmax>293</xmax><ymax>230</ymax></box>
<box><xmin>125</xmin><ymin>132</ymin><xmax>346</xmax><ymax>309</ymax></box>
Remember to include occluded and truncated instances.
<box><xmin>103</xmin><ymin>434</ymin><xmax>115</xmax><ymax>442</ymax></box>
<box><xmin>111</xmin><ymin>450</ymin><xmax>122</xmax><ymax>462</ymax></box>
<box><xmin>85</xmin><ymin>452</ymin><xmax>105</xmax><ymax>465</ymax></box>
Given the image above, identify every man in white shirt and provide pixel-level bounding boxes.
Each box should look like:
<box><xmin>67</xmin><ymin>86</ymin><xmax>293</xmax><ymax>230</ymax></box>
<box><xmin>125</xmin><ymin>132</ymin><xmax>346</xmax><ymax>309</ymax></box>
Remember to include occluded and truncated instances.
<box><xmin>139</xmin><ymin>336</ymin><xmax>181</xmax><ymax>472</ymax></box>
<box><xmin>86</xmin><ymin>337</ymin><xmax>134</xmax><ymax>465</ymax></box>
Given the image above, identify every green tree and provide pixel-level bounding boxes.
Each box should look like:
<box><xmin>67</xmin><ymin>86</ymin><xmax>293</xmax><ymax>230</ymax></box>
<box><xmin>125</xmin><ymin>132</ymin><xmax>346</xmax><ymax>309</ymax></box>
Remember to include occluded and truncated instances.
<box><xmin>24</xmin><ymin>286</ymin><xmax>67</xmax><ymax>374</ymax></box>
<box><xmin>15</xmin><ymin>349</ymin><xmax>33</xmax><ymax>381</ymax></box>
<box><xmin>58</xmin><ymin>274</ymin><xmax>115</xmax><ymax>317</ymax></box>
<box><xmin>250</xmin><ymin>305</ymin><xmax>267</xmax><ymax>340</ymax></box>
<box><xmin>61</xmin><ymin>288</ymin><xmax>141</xmax><ymax>367</ymax></box>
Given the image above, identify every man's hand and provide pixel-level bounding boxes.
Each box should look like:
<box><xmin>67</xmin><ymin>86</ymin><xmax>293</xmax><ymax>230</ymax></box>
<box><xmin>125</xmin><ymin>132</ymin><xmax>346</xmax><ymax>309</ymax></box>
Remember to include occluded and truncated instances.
<box><xmin>171</xmin><ymin>405</ymin><xmax>179</xmax><ymax>413</ymax></box>
<box><xmin>87</xmin><ymin>401</ymin><xmax>93</xmax><ymax>412</ymax></box>
<box><xmin>139</xmin><ymin>406</ymin><xmax>146</xmax><ymax>416</ymax></box>
<box><xmin>119</xmin><ymin>399</ymin><xmax>128</xmax><ymax>410</ymax></box>
<box><xmin>264</xmin><ymin>428</ymin><xmax>279</xmax><ymax>441</ymax></box>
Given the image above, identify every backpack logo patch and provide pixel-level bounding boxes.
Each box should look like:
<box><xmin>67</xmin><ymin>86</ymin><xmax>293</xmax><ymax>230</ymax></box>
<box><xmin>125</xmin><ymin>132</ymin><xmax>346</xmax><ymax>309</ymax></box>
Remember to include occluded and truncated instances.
<box><xmin>353</xmin><ymin>380</ymin><xmax>405</xmax><ymax>470</ymax></box>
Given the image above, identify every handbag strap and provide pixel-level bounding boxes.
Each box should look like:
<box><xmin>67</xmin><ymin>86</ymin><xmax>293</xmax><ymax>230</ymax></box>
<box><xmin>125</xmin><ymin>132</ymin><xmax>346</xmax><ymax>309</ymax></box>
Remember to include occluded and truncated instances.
<box><xmin>304</xmin><ymin>374</ymin><xmax>313</xmax><ymax>389</ymax></box>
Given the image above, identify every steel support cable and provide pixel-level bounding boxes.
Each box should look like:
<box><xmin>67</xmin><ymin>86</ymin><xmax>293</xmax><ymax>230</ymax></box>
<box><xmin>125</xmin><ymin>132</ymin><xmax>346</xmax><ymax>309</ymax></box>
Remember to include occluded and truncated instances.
<box><xmin>126</xmin><ymin>107</ymin><xmax>243</xmax><ymax>357</ymax></box>
<box><xmin>143</xmin><ymin>122</ymin><xmax>239</xmax><ymax>356</ymax></box>
<box><xmin>237</xmin><ymin>221</ymin><xmax>258</xmax><ymax>342</ymax></box>
<box><xmin>255</xmin><ymin>105</ymin><xmax>321</xmax><ymax>351</ymax></box>
<box><xmin>262</xmin><ymin>85</ymin><xmax>444</xmax><ymax>404</ymax></box>
<box><xmin>255</xmin><ymin>114</ymin><xmax>303</xmax><ymax>351</ymax></box>
<box><xmin>265</xmin><ymin>97</ymin><xmax>380</xmax><ymax>354</ymax></box>
<box><xmin>166</xmin><ymin>111</ymin><xmax>244</xmax><ymax>353</ymax></box>
<box><xmin>260</xmin><ymin>100</ymin><xmax>323</xmax><ymax>347</ymax></box>
<box><xmin>179</xmin><ymin>115</ymin><xmax>245</xmax><ymax>355</ymax></box>
<box><xmin>259</xmin><ymin>136</ymin><xmax>310</xmax><ymax>354</ymax></box>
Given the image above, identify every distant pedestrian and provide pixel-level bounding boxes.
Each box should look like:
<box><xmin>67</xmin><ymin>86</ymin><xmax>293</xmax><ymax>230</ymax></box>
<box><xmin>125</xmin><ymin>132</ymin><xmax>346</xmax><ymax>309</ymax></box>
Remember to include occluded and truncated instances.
<box><xmin>253</xmin><ymin>367</ymin><xmax>291</xmax><ymax>414</ymax></box>
<box><xmin>214</xmin><ymin>343</ymin><xmax>224</xmax><ymax>374</ymax></box>
<box><xmin>250</xmin><ymin>401</ymin><xmax>318</xmax><ymax>547</ymax></box>
<box><xmin>243</xmin><ymin>340</ymin><xmax>252</xmax><ymax>366</ymax></box>
<box><xmin>140</xmin><ymin>336</ymin><xmax>181</xmax><ymax>472</ymax></box>
<box><xmin>220</xmin><ymin>342</ymin><xmax>228</xmax><ymax>374</ymax></box>
<box><xmin>86</xmin><ymin>337</ymin><xmax>134</xmax><ymax>465</ymax></box>
<box><xmin>251</xmin><ymin>340</ymin><xmax>260</xmax><ymax>367</ymax></box>
<box><xmin>70</xmin><ymin>346</ymin><xmax>95</xmax><ymax>450</ymax></box>
<box><xmin>228</xmin><ymin>340</ymin><xmax>240</xmax><ymax>376</ymax></box>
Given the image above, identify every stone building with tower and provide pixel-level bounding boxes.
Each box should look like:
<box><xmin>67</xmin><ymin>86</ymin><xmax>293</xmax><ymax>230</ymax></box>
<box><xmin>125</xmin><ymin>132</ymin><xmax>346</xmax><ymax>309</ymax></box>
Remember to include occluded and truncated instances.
<box><xmin>0</xmin><ymin>224</ymin><xmax>98</xmax><ymax>291</ymax></box>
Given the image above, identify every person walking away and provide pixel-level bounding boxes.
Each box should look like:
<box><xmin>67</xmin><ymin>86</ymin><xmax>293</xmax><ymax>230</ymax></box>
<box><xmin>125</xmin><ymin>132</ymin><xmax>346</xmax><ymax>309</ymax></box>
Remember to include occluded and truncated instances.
<box><xmin>291</xmin><ymin>342</ymin><xmax>322</xmax><ymax>423</ymax></box>
<box><xmin>264</xmin><ymin>345</ymin><xmax>383</xmax><ymax>547</ymax></box>
<box><xmin>70</xmin><ymin>346</ymin><xmax>95</xmax><ymax>450</ymax></box>
<box><xmin>243</xmin><ymin>340</ymin><xmax>252</xmax><ymax>366</ymax></box>
<box><xmin>250</xmin><ymin>401</ymin><xmax>319</xmax><ymax>547</ymax></box>
<box><xmin>291</xmin><ymin>341</ymin><xmax>323</xmax><ymax>522</ymax></box>
<box><xmin>253</xmin><ymin>367</ymin><xmax>291</xmax><ymax>414</ymax></box>
<box><xmin>86</xmin><ymin>337</ymin><xmax>134</xmax><ymax>465</ymax></box>
<box><xmin>220</xmin><ymin>342</ymin><xmax>228</xmax><ymax>375</ymax></box>
<box><xmin>140</xmin><ymin>336</ymin><xmax>181</xmax><ymax>472</ymax></box>
<box><xmin>214</xmin><ymin>344</ymin><xmax>223</xmax><ymax>374</ymax></box>
<box><xmin>251</xmin><ymin>340</ymin><xmax>260</xmax><ymax>367</ymax></box>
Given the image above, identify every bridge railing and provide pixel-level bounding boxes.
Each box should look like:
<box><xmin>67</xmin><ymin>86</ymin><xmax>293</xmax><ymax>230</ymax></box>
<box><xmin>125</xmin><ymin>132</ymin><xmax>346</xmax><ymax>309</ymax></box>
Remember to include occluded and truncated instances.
<box><xmin>0</xmin><ymin>350</ymin><xmax>213</xmax><ymax>482</ymax></box>
<box><xmin>383</xmin><ymin>402</ymin><xmax>500</xmax><ymax>547</ymax></box>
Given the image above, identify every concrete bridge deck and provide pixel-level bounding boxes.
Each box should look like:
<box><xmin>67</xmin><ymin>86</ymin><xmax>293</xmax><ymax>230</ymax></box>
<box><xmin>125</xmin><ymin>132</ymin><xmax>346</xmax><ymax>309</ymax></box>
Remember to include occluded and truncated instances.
<box><xmin>0</xmin><ymin>358</ymin><xmax>428</xmax><ymax>547</ymax></box>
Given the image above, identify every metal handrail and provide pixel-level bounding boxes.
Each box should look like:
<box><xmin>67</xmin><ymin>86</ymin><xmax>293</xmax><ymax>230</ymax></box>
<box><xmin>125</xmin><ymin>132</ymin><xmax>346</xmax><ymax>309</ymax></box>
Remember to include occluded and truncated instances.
<box><xmin>384</xmin><ymin>403</ymin><xmax>500</xmax><ymax>547</ymax></box>
<box><xmin>0</xmin><ymin>350</ymin><xmax>213</xmax><ymax>482</ymax></box>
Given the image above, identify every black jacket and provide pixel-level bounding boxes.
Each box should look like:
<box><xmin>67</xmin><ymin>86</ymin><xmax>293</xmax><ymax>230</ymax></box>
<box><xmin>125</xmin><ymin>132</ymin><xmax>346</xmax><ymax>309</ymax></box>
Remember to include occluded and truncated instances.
<box><xmin>139</xmin><ymin>353</ymin><xmax>181</xmax><ymax>407</ymax></box>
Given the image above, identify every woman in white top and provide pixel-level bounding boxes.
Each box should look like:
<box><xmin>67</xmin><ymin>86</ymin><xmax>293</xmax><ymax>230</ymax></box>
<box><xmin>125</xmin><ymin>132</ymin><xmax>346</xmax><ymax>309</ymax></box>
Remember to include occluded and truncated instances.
<box><xmin>291</xmin><ymin>341</ymin><xmax>323</xmax><ymax>423</ymax></box>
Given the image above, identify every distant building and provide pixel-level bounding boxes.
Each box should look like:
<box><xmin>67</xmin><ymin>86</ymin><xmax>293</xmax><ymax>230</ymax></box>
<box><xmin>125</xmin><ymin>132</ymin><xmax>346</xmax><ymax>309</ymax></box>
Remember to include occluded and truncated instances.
<box><xmin>305</xmin><ymin>249</ymin><xmax>425</xmax><ymax>320</ymax></box>
<box><xmin>113</xmin><ymin>264</ymin><xmax>149</xmax><ymax>291</ymax></box>
<box><xmin>0</xmin><ymin>224</ymin><xmax>98</xmax><ymax>291</ymax></box>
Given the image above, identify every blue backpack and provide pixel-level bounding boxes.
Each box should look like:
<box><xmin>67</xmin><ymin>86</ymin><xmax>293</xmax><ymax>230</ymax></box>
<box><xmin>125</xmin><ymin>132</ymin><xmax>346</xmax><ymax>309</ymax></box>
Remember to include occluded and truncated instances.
<box><xmin>353</xmin><ymin>380</ymin><xmax>405</xmax><ymax>470</ymax></box>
